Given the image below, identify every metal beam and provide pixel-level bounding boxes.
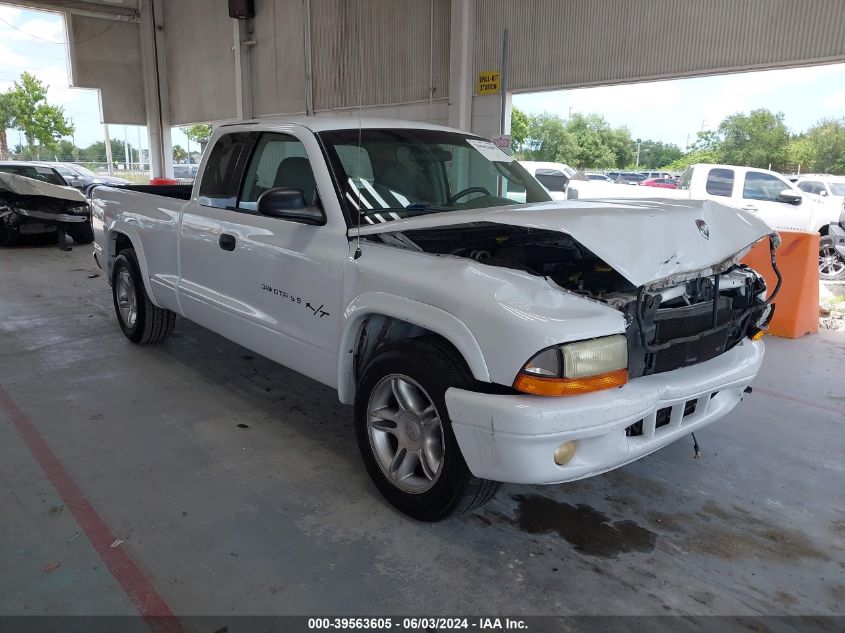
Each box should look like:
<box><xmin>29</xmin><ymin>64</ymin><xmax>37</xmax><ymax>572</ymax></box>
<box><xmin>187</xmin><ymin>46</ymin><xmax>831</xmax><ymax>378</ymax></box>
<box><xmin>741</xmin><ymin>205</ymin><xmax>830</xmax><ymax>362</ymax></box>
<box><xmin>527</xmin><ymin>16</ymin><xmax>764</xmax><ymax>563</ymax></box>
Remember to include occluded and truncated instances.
<box><xmin>232</xmin><ymin>17</ymin><xmax>254</xmax><ymax>120</ymax></box>
<box><xmin>4</xmin><ymin>0</ymin><xmax>138</xmax><ymax>21</ymax></box>
<box><xmin>138</xmin><ymin>0</ymin><xmax>172</xmax><ymax>178</ymax></box>
<box><xmin>448</xmin><ymin>0</ymin><xmax>474</xmax><ymax>131</ymax></box>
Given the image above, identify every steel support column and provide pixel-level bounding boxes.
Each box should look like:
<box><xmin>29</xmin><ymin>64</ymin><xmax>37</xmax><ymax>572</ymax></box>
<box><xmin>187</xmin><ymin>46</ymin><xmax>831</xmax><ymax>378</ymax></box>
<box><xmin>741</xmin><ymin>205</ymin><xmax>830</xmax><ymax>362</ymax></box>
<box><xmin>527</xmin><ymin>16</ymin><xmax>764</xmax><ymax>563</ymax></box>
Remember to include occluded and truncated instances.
<box><xmin>139</xmin><ymin>0</ymin><xmax>172</xmax><ymax>178</ymax></box>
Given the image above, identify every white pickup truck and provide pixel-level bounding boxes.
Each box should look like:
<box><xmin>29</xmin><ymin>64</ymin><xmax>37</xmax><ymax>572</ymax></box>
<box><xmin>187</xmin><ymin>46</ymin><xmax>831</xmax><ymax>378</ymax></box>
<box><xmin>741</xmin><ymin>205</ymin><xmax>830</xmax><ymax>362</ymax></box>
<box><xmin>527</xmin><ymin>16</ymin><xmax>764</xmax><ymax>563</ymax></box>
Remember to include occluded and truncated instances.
<box><xmin>92</xmin><ymin>117</ymin><xmax>778</xmax><ymax>521</ymax></box>
<box><xmin>567</xmin><ymin>163</ymin><xmax>842</xmax><ymax>235</ymax></box>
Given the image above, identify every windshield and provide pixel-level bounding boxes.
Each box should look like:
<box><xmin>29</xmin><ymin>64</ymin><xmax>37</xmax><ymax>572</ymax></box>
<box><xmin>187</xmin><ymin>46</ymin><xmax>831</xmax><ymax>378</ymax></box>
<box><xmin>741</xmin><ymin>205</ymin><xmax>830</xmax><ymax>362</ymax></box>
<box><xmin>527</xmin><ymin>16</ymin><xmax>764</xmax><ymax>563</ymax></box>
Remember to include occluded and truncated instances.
<box><xmin>319</xmin><ymin>129</ymin><xmax>551</xmax><ymax>225</ymax></box>
<box><xmin>68</xmin><ymin>164</ymin><xmax>98</xmax><ymax>177</ymax></box>
<box><xmin>0</xmin><ymin>165</ymin><xmax>66</xmax><ymax>186</ymax></box>
<box><xmin>830</xmin><ymin>183</ymin><xmax>845</xmax><ymax>196</ymax></box>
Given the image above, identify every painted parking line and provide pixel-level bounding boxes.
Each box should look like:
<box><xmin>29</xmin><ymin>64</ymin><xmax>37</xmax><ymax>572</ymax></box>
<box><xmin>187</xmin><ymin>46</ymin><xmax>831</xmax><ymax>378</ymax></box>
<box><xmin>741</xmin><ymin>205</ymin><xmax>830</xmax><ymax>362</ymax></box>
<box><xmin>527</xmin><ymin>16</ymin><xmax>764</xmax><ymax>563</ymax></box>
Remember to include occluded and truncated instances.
<box><xmin>0</xmin><ymin>385</ymin><xmax>184</xmax><ymax>633</ymax></box>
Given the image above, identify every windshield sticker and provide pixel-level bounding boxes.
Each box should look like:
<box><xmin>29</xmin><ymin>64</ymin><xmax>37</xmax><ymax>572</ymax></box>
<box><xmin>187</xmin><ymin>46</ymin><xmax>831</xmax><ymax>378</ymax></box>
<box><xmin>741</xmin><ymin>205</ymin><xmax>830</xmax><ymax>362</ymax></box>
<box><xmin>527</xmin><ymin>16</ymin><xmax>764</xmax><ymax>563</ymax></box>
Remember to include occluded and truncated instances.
<box><xmin>466</xmin><ymin>139</ymin><xmax>513</xmax><ymax>163</ymax></box>
<box><xmin>35</xmin><ymin>166</ymin><xmax>55</xmax><ymax>175</ymax></box>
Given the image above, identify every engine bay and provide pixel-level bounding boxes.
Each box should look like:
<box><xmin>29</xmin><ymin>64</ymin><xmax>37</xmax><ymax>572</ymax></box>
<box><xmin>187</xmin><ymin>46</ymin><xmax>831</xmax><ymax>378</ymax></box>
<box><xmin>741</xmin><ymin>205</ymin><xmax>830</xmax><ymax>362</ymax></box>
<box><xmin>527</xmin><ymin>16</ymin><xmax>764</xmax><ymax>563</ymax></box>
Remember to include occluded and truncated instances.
<box><xmin>371</xmin><ymin>222</ymin><xmax>774</xmax><ymax>378</ymax></box>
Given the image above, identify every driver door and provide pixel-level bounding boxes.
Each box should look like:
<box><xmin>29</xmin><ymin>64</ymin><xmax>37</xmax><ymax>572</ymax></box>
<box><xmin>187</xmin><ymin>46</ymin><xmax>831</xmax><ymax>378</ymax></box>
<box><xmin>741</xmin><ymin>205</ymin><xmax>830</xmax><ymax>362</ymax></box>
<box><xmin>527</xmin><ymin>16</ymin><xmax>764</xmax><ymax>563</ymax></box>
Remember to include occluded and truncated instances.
<box><xmin>178</xmin><ymin>130</ymin><xmax>348</xmax><ymax>387</ymax></box>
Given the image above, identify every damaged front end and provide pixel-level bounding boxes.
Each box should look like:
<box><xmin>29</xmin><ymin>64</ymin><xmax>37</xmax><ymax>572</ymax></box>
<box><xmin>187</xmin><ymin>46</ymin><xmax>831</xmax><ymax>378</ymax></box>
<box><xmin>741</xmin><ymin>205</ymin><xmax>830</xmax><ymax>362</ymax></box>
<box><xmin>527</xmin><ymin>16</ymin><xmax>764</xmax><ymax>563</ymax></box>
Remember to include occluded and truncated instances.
<box><xmin>364</xmin><ymin>219</ymin><xmax>779</xmax><ymax>381</ymax></box>
<box><xmin>0</xmin><ymin>172</ymin><xmax>90</xmax><ymax>249</ymax></box>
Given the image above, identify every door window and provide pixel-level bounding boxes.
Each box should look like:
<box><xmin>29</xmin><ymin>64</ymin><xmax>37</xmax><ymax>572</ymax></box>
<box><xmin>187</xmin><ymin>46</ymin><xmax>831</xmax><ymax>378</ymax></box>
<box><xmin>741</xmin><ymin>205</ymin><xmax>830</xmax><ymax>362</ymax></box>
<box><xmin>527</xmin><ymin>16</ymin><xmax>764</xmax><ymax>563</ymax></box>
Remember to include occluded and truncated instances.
<box><xmin>705</xmin><ymin>168</ymin><xmax>734</xmax><ymax>197</ymax></box>
<box><xmin>743</xmin><ymin>171</ymin><xmax>790</xmax><ymax>202</ymax></box>
<box><xmin>534</xmin><ymin>169</ymin><xmax>568</xmax><ymax>192</ymax></box>
<box><xmin>198</xmin><ymin>132</ymin><xmax>254</xmax><ymax>209</ymax></box>
<box><xmin>797</xmin><ymin>181</ymin><xmax>824</xmax><ymax>195</ymax></box>
<box><xmin>239</xmin><ymin>133</ymin><xmax>315</xmax><ymax>211</ymax></box>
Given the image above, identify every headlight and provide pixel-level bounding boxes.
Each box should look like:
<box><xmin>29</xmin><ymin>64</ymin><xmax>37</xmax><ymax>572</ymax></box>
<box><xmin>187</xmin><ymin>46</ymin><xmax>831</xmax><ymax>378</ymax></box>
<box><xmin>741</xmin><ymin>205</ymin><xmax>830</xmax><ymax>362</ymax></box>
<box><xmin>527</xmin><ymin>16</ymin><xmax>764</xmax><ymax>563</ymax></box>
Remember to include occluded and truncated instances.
<box><xmin>513</xmin><ymin>335</ymin><xmax>628</xmax><ymax>396</ymax></box>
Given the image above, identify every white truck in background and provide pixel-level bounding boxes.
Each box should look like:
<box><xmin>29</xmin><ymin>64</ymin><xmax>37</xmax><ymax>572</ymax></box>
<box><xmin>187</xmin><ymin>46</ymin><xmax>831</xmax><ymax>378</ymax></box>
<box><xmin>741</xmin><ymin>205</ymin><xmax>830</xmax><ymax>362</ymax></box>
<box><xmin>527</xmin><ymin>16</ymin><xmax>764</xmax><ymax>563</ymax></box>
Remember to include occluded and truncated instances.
<box><xmin>567</xmin><ymin>163</ymin><xmax>842</xmax><ymax>235</ymax></box>
<box><xmin>91</xmin><ymin>118</ymin><xmax>778</xmax><ymax>521</ymax></box>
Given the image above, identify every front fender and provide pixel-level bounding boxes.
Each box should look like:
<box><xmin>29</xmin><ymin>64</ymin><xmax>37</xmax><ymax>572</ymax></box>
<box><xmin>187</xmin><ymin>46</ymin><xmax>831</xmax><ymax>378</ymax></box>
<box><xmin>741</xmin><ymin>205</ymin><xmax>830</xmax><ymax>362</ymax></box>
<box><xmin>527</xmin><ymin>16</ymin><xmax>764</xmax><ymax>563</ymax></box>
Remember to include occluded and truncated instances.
<box><xmin>337</xmin><ymin>291</ymin><xmax>491</xmax><ymax>404</ymax></box>
<box><xmin>106</xmin><ymin>221</ymin><xmax>160</xmax><ymax>306</ymax></box>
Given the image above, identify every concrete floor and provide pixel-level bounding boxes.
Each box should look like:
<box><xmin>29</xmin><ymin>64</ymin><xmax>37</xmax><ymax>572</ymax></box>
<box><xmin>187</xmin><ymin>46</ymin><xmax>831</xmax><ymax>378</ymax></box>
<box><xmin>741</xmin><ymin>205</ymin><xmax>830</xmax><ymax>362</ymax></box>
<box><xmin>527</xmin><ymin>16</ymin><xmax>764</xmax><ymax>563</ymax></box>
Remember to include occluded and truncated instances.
<box><xmin>1</xmin><ymin>243</ymin><xmax>843</xmax><ymax>619</ymax></box>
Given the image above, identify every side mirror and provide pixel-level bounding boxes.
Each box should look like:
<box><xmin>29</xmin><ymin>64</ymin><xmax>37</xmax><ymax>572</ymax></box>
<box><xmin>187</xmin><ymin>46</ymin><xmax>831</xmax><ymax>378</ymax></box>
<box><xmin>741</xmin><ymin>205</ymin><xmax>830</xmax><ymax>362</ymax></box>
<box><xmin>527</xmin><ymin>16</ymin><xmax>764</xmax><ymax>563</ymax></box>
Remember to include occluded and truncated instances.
<box><xmin>257</xmin><ymin>187</ymin><xmax>324</xmax><ymax>225</ymax></box>
<box><xmin>777</xmin><ymin>189</ymin><xmax>802</xmax><ymax>206</ymax></box>
<box><xmin>70</xmin><ymin>178</ymin><xmax>83</xmax><ymax>188</ymax></box>
<box><xmin>820</xmin><ymin>190</ymin><xmax>829</xmax><ymax>197</ymax></box>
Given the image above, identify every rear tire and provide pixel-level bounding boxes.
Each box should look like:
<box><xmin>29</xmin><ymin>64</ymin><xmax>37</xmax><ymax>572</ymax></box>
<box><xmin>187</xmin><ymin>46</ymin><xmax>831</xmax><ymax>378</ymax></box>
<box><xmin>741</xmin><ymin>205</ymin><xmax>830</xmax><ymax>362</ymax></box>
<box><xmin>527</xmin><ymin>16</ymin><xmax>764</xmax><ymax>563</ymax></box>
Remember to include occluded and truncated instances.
<box><xmin>68</xmin><ymin>220</ymin><xmax>94</xmax><ymax>245</ymax></box>
<box><xmin>819</xmin><ymin>236</ymin><xmax>845</xmax><ymax>281</ymax></box>
<box><xmin>354</xmin><ymin>337</ymin><xmax>500</xmax><ymax>521</ymax></box>
<box><xmin>112</xmin><ymin>247</ymin><xmax>176</xmax><ymax>344</ymax></box>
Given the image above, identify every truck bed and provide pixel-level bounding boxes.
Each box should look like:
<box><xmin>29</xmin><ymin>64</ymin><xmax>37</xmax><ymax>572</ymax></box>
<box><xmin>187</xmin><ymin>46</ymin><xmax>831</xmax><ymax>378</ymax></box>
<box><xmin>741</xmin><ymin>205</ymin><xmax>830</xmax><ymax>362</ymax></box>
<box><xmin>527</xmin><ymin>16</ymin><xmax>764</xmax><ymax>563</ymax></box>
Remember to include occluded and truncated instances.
<box><xmin>89</xmin><ymin>183</ymin><xmax>193</xmax><ymax>200</ymax></box>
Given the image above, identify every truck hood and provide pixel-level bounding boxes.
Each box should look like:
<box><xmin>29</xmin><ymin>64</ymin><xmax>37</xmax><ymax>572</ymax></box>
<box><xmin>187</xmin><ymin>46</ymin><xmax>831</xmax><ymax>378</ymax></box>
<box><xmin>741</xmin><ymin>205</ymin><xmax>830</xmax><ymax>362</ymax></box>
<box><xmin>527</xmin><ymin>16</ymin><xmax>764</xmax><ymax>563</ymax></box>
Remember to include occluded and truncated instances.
<box><xmin>0</xmin><ymin>172</ymin><xmax>86</xmax><ymax>203</ymax></box>
<box><xmin>352</xmin><ymin>198</ymin><xmax>772</xmax><ymax>287</ymax></box>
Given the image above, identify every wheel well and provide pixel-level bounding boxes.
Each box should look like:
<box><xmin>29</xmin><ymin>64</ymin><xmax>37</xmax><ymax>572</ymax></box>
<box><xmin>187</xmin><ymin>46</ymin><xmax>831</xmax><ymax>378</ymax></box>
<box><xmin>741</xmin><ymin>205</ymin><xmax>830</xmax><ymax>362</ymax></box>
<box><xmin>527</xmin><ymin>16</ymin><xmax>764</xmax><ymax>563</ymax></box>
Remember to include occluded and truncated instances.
<box><xmin>114</xmin><ymin>232</ymin><xmax>132</xmax><ymax>254</ymax></box>
<box><xmin>346</xmin><ymin>315</ymin><xmax>473</xmax><ymax>398</ymax></box>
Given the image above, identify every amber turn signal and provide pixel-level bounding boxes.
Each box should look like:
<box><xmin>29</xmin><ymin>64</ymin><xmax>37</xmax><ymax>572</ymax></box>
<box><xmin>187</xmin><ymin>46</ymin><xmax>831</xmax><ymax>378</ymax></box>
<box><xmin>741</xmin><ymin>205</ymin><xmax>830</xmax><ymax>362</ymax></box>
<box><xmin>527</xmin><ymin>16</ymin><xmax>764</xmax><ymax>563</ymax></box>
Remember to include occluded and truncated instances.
<box><xmin>513</xmin><ymin>368</ymin><xmax>628</xmax><ymax>396</ymax></box>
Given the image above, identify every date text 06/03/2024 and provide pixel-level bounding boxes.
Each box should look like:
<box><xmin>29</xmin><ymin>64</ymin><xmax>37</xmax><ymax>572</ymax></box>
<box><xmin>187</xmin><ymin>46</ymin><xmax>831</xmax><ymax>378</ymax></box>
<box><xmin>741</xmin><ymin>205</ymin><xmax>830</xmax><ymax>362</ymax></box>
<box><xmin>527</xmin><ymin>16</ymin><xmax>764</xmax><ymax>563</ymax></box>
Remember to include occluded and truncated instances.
<box><xmin>306</xmin><ymin>617</ymin><xmax>528</xmax><ymax>630</ymax></box>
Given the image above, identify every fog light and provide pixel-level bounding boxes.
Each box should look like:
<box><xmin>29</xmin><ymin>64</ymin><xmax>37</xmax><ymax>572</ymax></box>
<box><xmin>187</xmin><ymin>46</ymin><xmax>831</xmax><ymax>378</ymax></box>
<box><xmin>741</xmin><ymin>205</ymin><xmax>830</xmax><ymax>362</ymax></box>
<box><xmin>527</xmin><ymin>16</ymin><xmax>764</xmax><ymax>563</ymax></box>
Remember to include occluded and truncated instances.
<box><xmin>554</xmin><ymin>440</ymin><xmax>577</xmax><ymax>466</ymax></box>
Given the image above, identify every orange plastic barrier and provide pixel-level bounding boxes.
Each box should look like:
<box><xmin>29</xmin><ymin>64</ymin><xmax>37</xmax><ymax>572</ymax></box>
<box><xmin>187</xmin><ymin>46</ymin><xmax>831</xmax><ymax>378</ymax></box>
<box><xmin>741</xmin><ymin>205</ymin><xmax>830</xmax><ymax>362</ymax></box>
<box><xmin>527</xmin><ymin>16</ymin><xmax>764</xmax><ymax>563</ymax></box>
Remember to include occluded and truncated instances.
<box><xmin>741</xmin><ymin>231</ymin><xmax>820</xmax><ymax>339</ymax></box>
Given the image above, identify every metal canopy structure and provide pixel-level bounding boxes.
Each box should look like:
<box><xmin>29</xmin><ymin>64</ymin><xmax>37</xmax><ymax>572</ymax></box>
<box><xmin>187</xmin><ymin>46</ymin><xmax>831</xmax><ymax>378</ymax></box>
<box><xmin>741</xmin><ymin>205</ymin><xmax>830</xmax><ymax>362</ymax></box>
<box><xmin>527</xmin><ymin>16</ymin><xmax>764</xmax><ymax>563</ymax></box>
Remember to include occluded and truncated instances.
<box><xmin>6</xmin><ymin>0</ymin><xmax>845</xmax><ymax>177</ymax></box>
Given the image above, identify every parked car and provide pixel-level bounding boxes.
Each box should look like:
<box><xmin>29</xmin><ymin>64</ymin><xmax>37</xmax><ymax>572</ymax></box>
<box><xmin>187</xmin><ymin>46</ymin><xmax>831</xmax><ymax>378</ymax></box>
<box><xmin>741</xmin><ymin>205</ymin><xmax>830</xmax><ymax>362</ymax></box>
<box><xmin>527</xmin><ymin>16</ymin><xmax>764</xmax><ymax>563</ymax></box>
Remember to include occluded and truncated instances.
<box><xmin>584</xmin><ymin>172</ymin><xmax>614</xmax><ymax>183</ymax></box>
<box><xmin>172</xmin><ymin>163</ymin><xmax>199</xmax><ymax>180</ymax></box>
<box><xmin>794</xmin><ymin>176</ymin><xmax>845</xmax><ymax>279</ymax></box>
<box><xmin>821</xmin><ymin>206</ymin><xmax>845</xmax><ymax>280</ymax></box>
<box><xmin>641</xmin><ymin>177</ymin><xmax>677</xmax><ymax>189</ymax></box>
<box><xmin>519</xmin><ymin>161</ymin><xmax>575</xmax><ymax>199</ymax></box>
<box><xmin>795</xmin><ymin>174</ymin><xmax>845</xmax><ymax>201</ymax></box>
<box><xmin>0</xmin><ymin>168</ymin><xmax>92</xmax><ymax>247</ymax></box>
<box><xmin>606</xmin><ymin>171</ymin><xmax>647</xmax><ymax>184</ymax></box>
<box><xmin>0</xmin><ymin>161</ymin><xmax>67</xmax><ymax>186</ymax></box>
<box><xmin>92</xmin><ymin>117</ymin><xmax>776</xmax><ymax>521</ymax></box>
<box><xmin>48</xmin><ymin>162</ymin><xmax>129</xmax><ymax>192</ymax></box>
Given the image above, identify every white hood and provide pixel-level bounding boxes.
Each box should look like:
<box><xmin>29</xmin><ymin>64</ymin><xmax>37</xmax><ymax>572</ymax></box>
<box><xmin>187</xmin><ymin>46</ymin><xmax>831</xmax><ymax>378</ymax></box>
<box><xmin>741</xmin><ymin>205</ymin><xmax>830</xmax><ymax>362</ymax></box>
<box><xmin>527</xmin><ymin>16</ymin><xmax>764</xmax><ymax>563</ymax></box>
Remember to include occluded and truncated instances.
<box><xmin>0</xmin><ymin>171</ymin><xmax>86</xmax><ymax>203</ymax></box>
<box><xmin>352</xmin><ymin>198</ymin><xmax>772</xmax><ymax>287</ymax></box>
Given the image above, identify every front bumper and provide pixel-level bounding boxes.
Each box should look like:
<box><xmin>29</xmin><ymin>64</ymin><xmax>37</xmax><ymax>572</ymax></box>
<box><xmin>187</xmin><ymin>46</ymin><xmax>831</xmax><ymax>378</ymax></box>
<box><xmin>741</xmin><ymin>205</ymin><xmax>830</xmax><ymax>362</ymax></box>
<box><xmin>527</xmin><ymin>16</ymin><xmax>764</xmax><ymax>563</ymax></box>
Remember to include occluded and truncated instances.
<box><xmin>446</xmin><ymin>339</ymin><xmax>764</xmax><ymax>484</ymax></box>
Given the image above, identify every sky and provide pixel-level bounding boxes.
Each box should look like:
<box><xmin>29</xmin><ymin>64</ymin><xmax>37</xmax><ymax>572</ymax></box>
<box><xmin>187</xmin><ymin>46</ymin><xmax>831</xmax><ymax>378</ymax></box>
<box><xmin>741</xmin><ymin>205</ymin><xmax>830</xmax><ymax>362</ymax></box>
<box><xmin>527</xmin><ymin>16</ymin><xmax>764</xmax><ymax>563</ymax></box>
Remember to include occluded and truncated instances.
<box><xmin>515</xmin><ymin>64</ymin><xmax>845</xmax><ymax>149</ymax></box>
<box><xmin>0</xmin><ymin>5</ymin><xmax>191</xmax><ymax>159</ymax></box>
<box><xmin>2</xmin><ymin>5</ymin><xmax>845</xmax><ymax>158</ymax></box>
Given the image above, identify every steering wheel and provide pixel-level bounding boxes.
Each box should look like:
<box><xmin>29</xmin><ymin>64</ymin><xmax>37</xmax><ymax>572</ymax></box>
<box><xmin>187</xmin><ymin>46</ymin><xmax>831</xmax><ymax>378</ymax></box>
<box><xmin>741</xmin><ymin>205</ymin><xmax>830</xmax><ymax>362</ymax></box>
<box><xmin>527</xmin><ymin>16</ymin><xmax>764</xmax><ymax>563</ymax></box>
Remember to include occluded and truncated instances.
<box><xmin>448</xmin><ymin>186</ymin><xmax>491</xmax><ymax>204</ymax></box>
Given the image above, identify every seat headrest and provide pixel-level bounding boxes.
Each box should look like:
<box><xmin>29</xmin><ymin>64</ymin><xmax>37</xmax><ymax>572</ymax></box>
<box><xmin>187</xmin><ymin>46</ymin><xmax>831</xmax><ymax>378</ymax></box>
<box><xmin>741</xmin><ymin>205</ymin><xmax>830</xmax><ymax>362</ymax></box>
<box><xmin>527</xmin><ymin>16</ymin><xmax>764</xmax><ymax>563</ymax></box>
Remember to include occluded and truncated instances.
<box><xmin>273</xmin><ymin>156</ymin><xmax>316</xmax><ymax>204</ymax></box>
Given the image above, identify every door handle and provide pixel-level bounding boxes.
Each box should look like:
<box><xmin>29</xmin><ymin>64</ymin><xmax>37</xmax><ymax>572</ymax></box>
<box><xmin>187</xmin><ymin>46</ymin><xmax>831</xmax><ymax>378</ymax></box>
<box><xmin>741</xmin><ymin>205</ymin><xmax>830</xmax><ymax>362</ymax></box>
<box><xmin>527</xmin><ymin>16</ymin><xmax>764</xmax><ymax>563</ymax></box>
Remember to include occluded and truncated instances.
<box><xmin>741</xmin><ymin>205</ymin><xmax>758</xmax><ymax>212</ymax></box>
<box><xmin>219</xmin><ymin>233</ymin><xmax>236</xmax><ymax>251</ymax></box>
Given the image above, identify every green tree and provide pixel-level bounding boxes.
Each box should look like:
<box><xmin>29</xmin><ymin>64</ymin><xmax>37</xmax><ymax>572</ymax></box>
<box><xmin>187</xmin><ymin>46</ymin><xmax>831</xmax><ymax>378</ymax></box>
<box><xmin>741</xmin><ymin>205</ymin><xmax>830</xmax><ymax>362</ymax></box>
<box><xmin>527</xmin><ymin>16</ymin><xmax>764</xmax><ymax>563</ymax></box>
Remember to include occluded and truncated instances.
<box><xmin>79</xmin><ymin>139</ymin><xmax>134</xmax><ymax>164</ymax></box>
<box><xmin>510</xmin><ymin>107</ymin><xmax>529</xmax><ymax>153</ymax></box>
<box><xmin>566</xmin><ymin>113</ymin><xmax>617</xmax><ymax>168</ymax></box>
<box><xmin>0</xmin><ymin>91</ymin><xmax>13</xmax><ymax>160</ymax></box>
<box><xmin>715</xmin><ymin>109</ymin><xmax>790</xmax><ymax>170</ymax></box>
<box><xmin>7</xmin><ymin>72</ymin><xmax>73</xmax><ymax>157</ymax></box>
<box><xmin>801</xmin><ymin>119</ymin><xmax>845</xmax><ymax>174</ymax></box>
<box><xmin>172</xmin><ymin>144</ymin><xmax>188</xmax><ymax>162</ymax></box>
<box><xmin>784</xmin><ymin>136</ymin><xmax>817</xmax><ymax>173</ymax></box>
<box><xmin>663</xmin><ymin>148</ymin><xmax>721</xmax><ymax>172</ymax></box>
<box><xmin>51</xmin><ymin>139</ymin><xmax>78</xmax><ymax>161</ymax></box>
<box><xmin>182</xmin><ymin>124</ymin><xmax>212</xmax><ymax>145</ymax></box>
<box><xmin>519</xmin><ymin>112</ymin><xmax>577</xmax><ymax>163</ymax></box>
<box><xmin>636</xmin><ymin>140</ymin><xmax>683</xmax><ymax>169</ymax></box>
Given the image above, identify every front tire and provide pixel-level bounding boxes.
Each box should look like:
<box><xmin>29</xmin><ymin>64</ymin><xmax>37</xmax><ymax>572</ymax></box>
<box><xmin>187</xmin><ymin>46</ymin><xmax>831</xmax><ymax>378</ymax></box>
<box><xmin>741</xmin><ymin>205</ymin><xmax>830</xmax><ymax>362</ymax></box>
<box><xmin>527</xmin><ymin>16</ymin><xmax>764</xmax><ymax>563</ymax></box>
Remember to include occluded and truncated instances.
<box><xmin>354</xmin><ymin>338</ymin><xmax>499</xmax><ymax>521</ymax></box>
<box><xmin>819</xmin><ymin>236</ymin><xmax>845</xmax><ymax>280</ymax></box>
<box><xmin>112</xmin><ymin>248</ymin><xmax>176</xmax><ymax>344</ymax></box>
